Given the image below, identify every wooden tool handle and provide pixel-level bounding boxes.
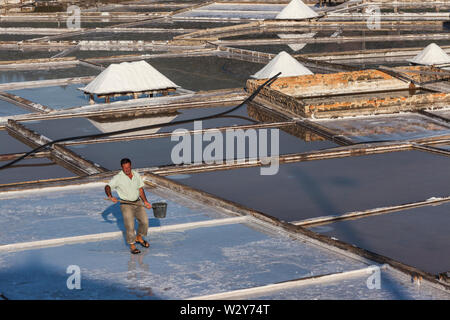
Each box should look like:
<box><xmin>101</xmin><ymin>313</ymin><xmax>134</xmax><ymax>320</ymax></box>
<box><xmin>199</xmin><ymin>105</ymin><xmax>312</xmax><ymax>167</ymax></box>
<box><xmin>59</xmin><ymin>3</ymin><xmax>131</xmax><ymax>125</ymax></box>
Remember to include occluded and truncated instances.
<box><xmin>104</xmin><ymin>198</ymin><xmax>146</xmax><ymax>207</ymax></box>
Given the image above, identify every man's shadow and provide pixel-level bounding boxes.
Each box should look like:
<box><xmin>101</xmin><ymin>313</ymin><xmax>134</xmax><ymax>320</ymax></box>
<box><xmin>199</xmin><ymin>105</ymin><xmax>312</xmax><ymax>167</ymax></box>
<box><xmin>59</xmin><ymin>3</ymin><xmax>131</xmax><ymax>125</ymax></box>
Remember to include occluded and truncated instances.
<box><xmin>101</xmin><ymin>203</ymin><xmax>161</xmax><ymax>246</ymax></box>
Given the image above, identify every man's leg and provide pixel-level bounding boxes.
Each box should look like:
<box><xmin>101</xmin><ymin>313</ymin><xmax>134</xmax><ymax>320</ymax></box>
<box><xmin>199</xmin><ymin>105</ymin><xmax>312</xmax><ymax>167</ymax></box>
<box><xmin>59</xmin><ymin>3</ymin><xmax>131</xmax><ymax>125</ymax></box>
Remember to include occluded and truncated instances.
<box><xmin>121</xmin><ymin>204</ymin><xmax>137</xmax><ymax>246</ymax></box>
<box><xmin>135</xmin><ymin>205</ymin><xmax>149</xmax><ymax>244</ymax></box>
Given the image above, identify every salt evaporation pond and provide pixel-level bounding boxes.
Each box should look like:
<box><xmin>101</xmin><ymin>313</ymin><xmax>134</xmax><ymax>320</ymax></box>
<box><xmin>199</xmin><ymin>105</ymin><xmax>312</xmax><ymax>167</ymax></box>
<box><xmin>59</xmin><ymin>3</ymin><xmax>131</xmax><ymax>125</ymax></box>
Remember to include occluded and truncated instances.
<box><xmin>170</xmin><ymin>150</ymin><xmax>450</xmax><ymax>222</ymax></box>
<box><xmin>309</xmin><ymin>201</ymin><xmax>450</xmax><ymax>275</ymax></box>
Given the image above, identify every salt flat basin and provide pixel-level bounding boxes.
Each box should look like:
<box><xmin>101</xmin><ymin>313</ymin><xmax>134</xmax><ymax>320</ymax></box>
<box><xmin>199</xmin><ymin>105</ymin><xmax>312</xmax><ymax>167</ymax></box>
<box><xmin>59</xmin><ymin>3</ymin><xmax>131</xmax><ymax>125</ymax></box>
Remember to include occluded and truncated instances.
<box><xmin>0</xmin><ymin>66</ymin><xmax>98</xmax><ymax>84</ymax></box>
<box><xmin>0</xmin><ymin>221</ymin><xmax>369</xmax><ymax>299</ymax></box>
<box><xmin>170</xmin><ymin>150</ymin><xmax>450</xmax><ymax>222</ymax></box>
<box><xmin>7</xmin><ymin>83</ymin><xmax>88</xmax><ymax>110</ymax></box>
<box><xmin>0</xmin><ymin>158</ymin><xmax>75</xmax><ymax>185</ymax></box>
<box><xmin>314</xmin><ymin>113</ymin><xmax>450</xmax><ymax>142</ymax></box>
<box><xmin>67</xmin><ymin>127</ymin><xmax>336</xmax><ymax>170</ymax></box>
<box><xmin>0</xmin><ymin>184</ymin><xmax>226</xmax><ymax>245</ymax></box>
<box><xmin>252</xmin><ymin>268</ymin><xmax>450</xmax><ymax>300</ymax></box>
<box><xmin>0</xmin><ymin>130</ymin><xmax>31</xmax><ymax>154</ymax></box>
<box><xmin>308</xmin><ymin>201</ymin><xmax>450</xmax><ymax>275</ymax></box>
<box><xmin>0</xmin><ymin>99</ymin><xmax>30</xmax><ymax>117</ymax></box>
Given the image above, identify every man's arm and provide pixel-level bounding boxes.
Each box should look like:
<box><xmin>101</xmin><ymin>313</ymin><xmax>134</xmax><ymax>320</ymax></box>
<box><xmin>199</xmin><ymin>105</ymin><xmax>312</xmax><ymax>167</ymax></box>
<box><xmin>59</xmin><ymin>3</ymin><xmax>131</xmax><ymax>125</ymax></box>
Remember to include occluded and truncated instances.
<box><xmin>105</xmin><ymin>185</ymin><xmax>118</xmax><ymax>203</ymax></box>
<box><xmin>139</xmin><ymin>187</ymin><xmax>151</xmax><ymax>209</ymax></box>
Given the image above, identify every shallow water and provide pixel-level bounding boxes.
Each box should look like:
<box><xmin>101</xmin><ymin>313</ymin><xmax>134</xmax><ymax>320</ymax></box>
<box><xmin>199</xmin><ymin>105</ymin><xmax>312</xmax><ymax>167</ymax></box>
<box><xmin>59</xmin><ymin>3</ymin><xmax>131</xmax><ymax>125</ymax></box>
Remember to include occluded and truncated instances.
<box><xmin>428</xmin><ymin>108</ymin><xmax>450</xmax><ymax>121</ymax></box>
<box><xmin>59</xmin><ymin>31</ymin><xmax>180</xmax><ymax>41</ymax></box>
<box><xmin>316</xmin><ymin>113</ymin><xmax>450</xmax><ymax>142</ymax></box>
<box><xmin>0</xmin><ymin>21</ymin><xmax>122</xmax><ymax>28</ymax></box>
<box><xmin>0</xmin><ymin>66</ymin><xmax>98</xmax><ymax>84</ymax></box>
<box><xmin>21</xmin><ymin>104</ymin><xmax>258</xmax><ymax>140</ymax></box>
<box><xmin>136</xmin><ymin>20</ymin><xmax>241</xmax><ymax>30</ymax></box>
<box><xmin>0</xmin><ymin>34</ymin><xmax>42</xmax><ymax>41</ymax></box>
<box><xmin>7</xmin><ymin>83</ymin><xmax>89</xmax><ymax>109</ymax></box>
<box><xmin>0</xmin><ymin>221</ymin><xmax>367</xmax><ymax>299</ymax></box>
<box><xmin>24</xmin><ymin>117</ymin><xmax>103</xmax><ymax>140</ymax></box>
<box><xmin>0</xmin><ymin>130</ymin><xmax>30</xmax><ymax>154</ymax></box>
<box><xmin>234</xmin><ymin>40</ymin><xmax>450</xmax><ymax>55</ymax></box>
<box><xmin>146</xmin><ymin>56</ymin><xmax>264</xmax><ymax>91</ymax></box>
<box><xmin>68</xmin><ymin>50</ymin><xmax>166</xmax><ymax>60</ymax></box>
<box><xmin>170</xmin><ymin>150</ymin><xmax>450</xmax><ymax>222</ymax></box>
<box><xmin>67</xmin><ymin>124</ymin><xmax>334</xmax><ymax>170</ymax></box>
<box><xmin>309</xmin><ymin>201</ymin><xmax>450</xmax><ymax>275</ymax></box>
<box><xmin>0</xmin><ymin>3</ymin><xmax>449</xmax><ymax>301</ymax></box>
<box><xmin>0</xmin><ymin>158</ymin><xmax>75</xmax><ymax>185</ymax></box>
<box><xmin>0</xmin><ymin>99</ymin><xmax>30</xmax><ymax>117</ymax></box>
<box><xmin>223</xmin><ymin>29</ymin><xmax>448</xmax><ymax>41</ymax></box>
<box><xmin>0</xmin><ymin>50</ymin><xmax>55</xmax><ymax>62</ymax></box>
<box><xmin>0</xmin><ymin>184</ymin><xmax>225</xmax><ymax>244</ymax></box>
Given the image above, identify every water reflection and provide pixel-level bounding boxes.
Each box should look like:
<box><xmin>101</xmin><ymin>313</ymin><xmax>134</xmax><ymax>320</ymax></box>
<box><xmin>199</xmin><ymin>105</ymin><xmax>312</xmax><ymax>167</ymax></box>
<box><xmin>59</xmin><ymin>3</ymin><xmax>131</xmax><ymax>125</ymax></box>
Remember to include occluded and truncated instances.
<box><xmin>277</xmin><ymin>32</ymin><xmax>316</xmax><ymax>52</ymax></box>
<box><xmin>127</xmin><ymin>248</ymin><xmax>155</xmax><ymax>298</ymax></box>
<box><xmin>87</xmin><ymin>111</ymin><xmax>179</xmax><ymax>137</ymax></box>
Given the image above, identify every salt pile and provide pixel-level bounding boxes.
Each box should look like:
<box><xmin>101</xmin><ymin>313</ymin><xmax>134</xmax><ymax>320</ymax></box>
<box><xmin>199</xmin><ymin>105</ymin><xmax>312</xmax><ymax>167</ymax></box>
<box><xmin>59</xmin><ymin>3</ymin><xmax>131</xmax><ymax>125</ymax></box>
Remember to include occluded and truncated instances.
<box><xmin>81</xmin><ymin>60</ymin><xmax>179</xmax><ymax>95</ymax></box>
<box><xmin>408</xmin><ymin>43</ymin><xmax>450</xmax><ymax>66</ymax></box>
<box><xmin>275</xmin><ymin>0</ymin><xmax>318</xmax><ymax>20</ymax></box>
<box><xmin>251</xmin><ymin>51</ymin><xmax>313</xmax><ymax>79</ymax></box>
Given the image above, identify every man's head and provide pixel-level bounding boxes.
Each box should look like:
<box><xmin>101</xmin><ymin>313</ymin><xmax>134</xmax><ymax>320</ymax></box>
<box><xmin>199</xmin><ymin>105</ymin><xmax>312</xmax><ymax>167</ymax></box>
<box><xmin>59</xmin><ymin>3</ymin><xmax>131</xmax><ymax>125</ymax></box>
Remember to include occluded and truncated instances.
<box><xmin>121</xmin><ymin>158</ymin><xmax>132</xmax><ymax>175</ymax></box>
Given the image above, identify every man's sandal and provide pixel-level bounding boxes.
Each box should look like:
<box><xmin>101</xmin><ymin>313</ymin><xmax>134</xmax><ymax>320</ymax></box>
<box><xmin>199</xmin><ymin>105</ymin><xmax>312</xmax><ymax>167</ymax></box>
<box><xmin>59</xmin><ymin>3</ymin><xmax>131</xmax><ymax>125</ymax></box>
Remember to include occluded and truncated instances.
<box><xmin>136</xmin><ymin>239</ymin><xmax>150</xmax><ymax>248</ymax></box>
<box><xmin>130</xmin><ymin>247</ymin><xmax>141</xmax><ymax>254</ymax></box>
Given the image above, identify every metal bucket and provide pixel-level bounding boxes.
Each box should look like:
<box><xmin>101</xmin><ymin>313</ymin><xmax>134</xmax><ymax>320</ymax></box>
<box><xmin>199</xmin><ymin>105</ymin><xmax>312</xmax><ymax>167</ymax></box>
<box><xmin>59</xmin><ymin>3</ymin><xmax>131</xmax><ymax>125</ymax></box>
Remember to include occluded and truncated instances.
<box><xmin>152</xmin><ymin>202</ymin><xmax>167</xmax><ymax>218</ymax></box>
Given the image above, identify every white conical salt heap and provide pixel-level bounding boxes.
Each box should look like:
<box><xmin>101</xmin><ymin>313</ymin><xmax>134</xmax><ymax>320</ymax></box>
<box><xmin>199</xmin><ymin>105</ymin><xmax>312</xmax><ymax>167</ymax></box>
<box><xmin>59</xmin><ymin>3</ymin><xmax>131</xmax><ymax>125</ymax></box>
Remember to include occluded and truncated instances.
<box><xmin>277</xmin><ymin>32</ymin><xmax>317</xmax><ymax>52</ymax></box>
<box><xmin>408</xmin><ymin>43</ymin><xmax>450</xmax><ymax>66</ymax></box>
<box><xmin>81</xmin><ymin>60</ymin><xmax>179</xmax><ymax>95</ymax></box>
<box><xmin>276</xmin><ymin>0</ymin><xmax>318</xmax><ymax>20</ymax></box>
<box><xmin>251</xmin><ymin>51</ymin><xmax>313</xmax><ymax>79</ymax></box>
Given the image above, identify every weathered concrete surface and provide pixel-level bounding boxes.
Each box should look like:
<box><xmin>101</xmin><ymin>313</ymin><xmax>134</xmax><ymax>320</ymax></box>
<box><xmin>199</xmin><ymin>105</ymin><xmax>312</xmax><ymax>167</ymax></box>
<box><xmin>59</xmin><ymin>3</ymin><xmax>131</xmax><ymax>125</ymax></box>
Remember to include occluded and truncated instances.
<box><xmin>246</xmin><ymin>67</ymin><xmax>450</xmax><ymax>118</ymax></box>
<box><xmin>248</xmin><ymin>69</ymin><xmax>409</xmax><ymax>98</ymax></box>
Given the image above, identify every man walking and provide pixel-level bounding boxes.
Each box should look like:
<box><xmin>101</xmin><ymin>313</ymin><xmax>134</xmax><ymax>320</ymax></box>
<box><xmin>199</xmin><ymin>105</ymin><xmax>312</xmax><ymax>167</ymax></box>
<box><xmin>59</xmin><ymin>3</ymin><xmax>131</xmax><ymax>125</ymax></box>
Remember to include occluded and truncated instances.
<box><xmin>105</xmin><ymin>158</ymin><xmax>151</xmax><ymax>254</ymax></box>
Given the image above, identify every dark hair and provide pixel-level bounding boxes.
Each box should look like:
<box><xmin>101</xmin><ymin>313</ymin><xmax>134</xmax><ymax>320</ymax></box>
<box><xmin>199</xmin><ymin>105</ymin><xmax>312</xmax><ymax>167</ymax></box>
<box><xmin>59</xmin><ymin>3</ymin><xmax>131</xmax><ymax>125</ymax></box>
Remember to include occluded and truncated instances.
<box><xmin>120</xmin><ymin>158</ymin><xmax>131</xmax><ymax>166</ymax></box>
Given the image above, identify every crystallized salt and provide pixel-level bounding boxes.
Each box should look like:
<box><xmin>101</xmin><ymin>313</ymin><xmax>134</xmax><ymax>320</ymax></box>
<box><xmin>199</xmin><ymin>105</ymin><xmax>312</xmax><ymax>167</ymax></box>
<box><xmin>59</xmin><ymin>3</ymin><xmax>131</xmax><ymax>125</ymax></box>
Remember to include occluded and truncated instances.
<box><xmin>251</xmin><ymin>51</ymin><xmax>313</xmax><ymax>79</ymax></box>
<box><xmin>80</xmin><ymin>60</ymin><xmax>179</xmax><ymax>95</ymax></box>
<box><xmin>275</xmin><ymin>0</ymin><xmax>318</xmax><ymax>20</ymax></box>
<box><xmin>408</xmin><ymin>43</ymin><xmax>450</xmax><ymax>66</ymax></box>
